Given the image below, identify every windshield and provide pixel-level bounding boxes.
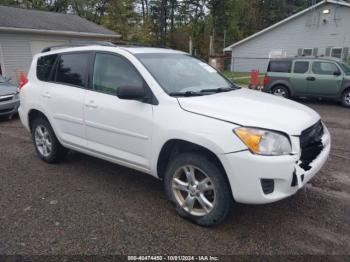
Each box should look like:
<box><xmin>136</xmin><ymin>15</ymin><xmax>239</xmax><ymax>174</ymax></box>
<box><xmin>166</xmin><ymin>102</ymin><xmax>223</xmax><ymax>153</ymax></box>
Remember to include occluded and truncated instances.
<box><xmin>340</xmin><ymin>62</ymin><xmax>350</xmax><ymax>75</ymax></box>
<box><xmin>136</xmin><ymin>53</ymin><xmax>236</xmax><ymax>95</ymax></box>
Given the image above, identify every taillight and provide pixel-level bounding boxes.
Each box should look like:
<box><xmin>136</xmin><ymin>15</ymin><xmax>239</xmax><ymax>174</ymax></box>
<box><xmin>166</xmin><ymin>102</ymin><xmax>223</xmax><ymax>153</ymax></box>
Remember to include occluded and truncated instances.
<box><xmin>19</xmin><ymin>71</ymin><xmax>28</xmax><ymax>89</ymax></box>
<box><xmin>263</xmin><ymin>75</ymin><xmax>270</xmax><ymax>86</ymax></box>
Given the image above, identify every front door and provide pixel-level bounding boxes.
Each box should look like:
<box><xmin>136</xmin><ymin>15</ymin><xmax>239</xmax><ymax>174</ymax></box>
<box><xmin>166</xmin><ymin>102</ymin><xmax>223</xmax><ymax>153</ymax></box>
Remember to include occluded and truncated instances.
<box><xmin>85</xmin><ymin>52</ymin><xmax>153</xmax><ymax>171</ymax></box>
<box><xmin>308</xmin><ymin>61</ymin><xmax>343</xmax><ymax>96</ymax></box>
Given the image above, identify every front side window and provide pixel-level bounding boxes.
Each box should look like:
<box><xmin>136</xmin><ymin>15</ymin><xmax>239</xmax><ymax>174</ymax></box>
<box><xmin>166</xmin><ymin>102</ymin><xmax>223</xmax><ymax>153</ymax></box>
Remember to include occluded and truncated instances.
<box><xmin>268</xmin><ymin>61</ymin><xmax>292</xmax><ymax>73</ymax></box>
<box><xmin>312</xmin><ymin>62</ymin><xmax>340</xmax><ymax>75</ymax></box>
<box><xmin>93</xmin><ymin>53</ymin><xmax>144</xmax><ymax>95</ymax></box>
<box><xmin>136</xmin><ymin>53</ymin><xmax>234</xmax><ymax>94</ymax></box>
<box><xmin>294</xmin><ymin>61</ymin><xmax>309</xmax><ymax>74</ymax></box>
<box><xmin>55</xmin><ymin>53</ymin><xmax>90</xmax><ymax>87</ymax></box>
<box><xmin>37</xmin><ymin>54</ymin><xmax>58</xmax><ymax>81</ymax></box>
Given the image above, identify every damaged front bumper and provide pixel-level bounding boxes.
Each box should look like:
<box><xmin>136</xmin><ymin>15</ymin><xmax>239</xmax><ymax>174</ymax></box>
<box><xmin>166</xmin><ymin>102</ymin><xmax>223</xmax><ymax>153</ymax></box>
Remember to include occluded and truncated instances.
<box><xmin>219</xmin><ymin>124</ymin><xmax>331</xmax><ymax>205</ymax></box>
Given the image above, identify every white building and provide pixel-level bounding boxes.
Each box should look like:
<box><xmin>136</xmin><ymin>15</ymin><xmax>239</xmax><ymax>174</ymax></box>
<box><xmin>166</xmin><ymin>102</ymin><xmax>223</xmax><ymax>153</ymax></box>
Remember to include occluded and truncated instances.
<box><xmin>224</xmin><ymin>0</ymin><xmax>350</xmax><ymax>72</ymax></box>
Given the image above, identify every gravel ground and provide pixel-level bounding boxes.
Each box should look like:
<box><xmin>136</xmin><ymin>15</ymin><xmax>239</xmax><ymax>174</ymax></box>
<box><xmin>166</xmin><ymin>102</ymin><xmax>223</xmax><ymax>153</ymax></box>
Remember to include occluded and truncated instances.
<box><xmin>0</xmin><ymin>100</ymin><xmax>349</xmax><ymax>256</ymax></box>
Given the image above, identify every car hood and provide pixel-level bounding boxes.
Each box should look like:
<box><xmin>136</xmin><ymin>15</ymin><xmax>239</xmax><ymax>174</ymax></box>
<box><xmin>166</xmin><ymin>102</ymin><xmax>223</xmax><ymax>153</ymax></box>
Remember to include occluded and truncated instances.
<box><xmin>0</xmin><ymin>82</ymin><xmax>17</xmax><ymax>95</ymax></box>
<box><xmin>178</xmin><ymin>89</ymin><xmax>320</xmax><ymax>136</ymax></box>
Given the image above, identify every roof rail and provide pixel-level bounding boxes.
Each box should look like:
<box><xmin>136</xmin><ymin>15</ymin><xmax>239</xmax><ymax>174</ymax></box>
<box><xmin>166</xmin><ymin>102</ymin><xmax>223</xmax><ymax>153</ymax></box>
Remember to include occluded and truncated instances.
<box><xmin>41</xmin><ymin>41</ymin><xmax>116</xmax><ymax>53</ymax></box>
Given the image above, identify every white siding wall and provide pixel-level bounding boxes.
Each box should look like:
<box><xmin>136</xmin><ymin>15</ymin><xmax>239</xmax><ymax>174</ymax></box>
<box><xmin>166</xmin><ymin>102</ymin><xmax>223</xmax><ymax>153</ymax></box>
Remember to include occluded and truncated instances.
<box><xmin>0</xmin><ymin>32</ymin><xmax>111</xmax><ymax>83</ymax></box>
<box><xmin>230</xmin><ymin>3</ymin><xmax>350</xmax><ymax>72</ymax></box>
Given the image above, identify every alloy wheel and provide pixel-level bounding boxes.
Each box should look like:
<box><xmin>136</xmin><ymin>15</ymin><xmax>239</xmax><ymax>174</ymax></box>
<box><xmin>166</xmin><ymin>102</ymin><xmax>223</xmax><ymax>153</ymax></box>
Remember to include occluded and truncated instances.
<box><xmin>273</xmin><ymin>88</ymin><xmax>287</xmax><ymax>98</ymax></box>
<box><xmin>172</xmin><ymin>165</ymin><xmax>216</xmax><ymax>216</ymax></box>
<box><xmin>345</xmin><ymin>92</ymin><xmax>350</xmax><ymax>106</ymax></box>
<box><xmin>34</xmin><ymin>125</ymin><xmax>52</xmax><ymax>157</ymax></box>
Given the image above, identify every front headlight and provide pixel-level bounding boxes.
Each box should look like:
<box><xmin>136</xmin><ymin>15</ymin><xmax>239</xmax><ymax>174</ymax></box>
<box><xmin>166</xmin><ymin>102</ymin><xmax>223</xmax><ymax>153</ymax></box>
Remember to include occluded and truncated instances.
<box><xmin>234</xmin><ymin>127</ymin><xmax>292</xmax><ymax>156</ymax></box>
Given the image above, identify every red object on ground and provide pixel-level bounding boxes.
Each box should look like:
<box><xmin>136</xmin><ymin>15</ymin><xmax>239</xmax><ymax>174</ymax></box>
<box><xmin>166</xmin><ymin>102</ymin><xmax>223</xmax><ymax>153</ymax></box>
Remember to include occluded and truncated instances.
<box><xmin>19</xmin><ymin>71</ymin><xmax>28</xmax><ymax>89</ymax></box>
<box><xmin>250</xmin><ymin>70</ymin><xmax>260</xmax><ymax>86</ymax></box>
<box><xmin>263</xmin><ymin>75</ymin><xmax>270</xmax><ymax>86</ymax></box>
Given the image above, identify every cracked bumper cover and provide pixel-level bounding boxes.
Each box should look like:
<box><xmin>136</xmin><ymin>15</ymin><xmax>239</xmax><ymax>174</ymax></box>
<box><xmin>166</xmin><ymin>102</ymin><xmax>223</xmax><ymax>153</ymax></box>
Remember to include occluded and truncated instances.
<box><xmin>219</xmin><ymin>126</ymin><xmax>331</xmax><ymax>205</ymax></box>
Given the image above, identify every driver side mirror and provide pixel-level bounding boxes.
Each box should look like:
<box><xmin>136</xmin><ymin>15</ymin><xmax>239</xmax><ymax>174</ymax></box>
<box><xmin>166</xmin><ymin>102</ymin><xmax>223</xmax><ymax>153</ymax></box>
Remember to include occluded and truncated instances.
<box><xmin>334</xmin><ymin>71</ymin><xmax>341</xmax><ymax>76</ymax></box>
<box><xmin>116</xmin><ymin>85</ymin><xmax>148</xmax><ymax>101</ymax></box>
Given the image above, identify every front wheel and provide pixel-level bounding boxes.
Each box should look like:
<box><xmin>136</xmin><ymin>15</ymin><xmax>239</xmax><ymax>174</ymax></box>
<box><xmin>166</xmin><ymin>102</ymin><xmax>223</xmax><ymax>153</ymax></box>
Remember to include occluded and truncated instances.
<box><xmin>341</xmin><ymin>89</ymin><xmax>350</xmax><ymax>107</ymax></box>
<box><xmin>164</xmin><ymin>153</ymin><xmax>233</xmax><ymax>227</ymax></box>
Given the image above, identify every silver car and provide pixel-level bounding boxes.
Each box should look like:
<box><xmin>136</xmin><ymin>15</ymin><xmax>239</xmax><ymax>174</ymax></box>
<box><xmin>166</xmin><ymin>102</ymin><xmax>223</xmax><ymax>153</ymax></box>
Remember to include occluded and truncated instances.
<box><xmin>0</xmin><ymin>75</ymin><xmax>20</xmax><ymax>119</ymax></box>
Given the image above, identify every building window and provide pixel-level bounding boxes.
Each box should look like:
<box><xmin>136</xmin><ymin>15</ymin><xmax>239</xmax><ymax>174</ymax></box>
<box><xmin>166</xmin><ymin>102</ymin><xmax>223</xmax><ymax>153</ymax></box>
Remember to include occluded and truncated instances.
<box><xmin>331</xmin><ymin>48</ymin><xmax>343</xmax><ymax>59</ymax></box>
<box><xmin>302</xmin><ymin>49</ymin><xmax>313</xmax><ymax>56</ymax></box>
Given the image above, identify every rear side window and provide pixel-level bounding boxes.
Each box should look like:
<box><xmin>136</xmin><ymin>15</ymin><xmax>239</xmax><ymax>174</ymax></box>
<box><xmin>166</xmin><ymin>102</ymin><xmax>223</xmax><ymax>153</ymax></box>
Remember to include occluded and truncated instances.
<box><xmin>55</xmin><ymin>53</ymin><xmax>90</xmax><ymax>87</ymax></box>
<box><xmin>268</xmin><ymin>61</ymin><xmax>292</xmax><ymax>73</ymax></box>
<box><xmin>37</xmin><ymin>54</ymin><xmax>57</xmax><ymax>81</ymax></box>
<box><xmin>294</xmin><ymin>61</ymin><xmax>309</xmax><ymax>74</ymax></box>
<box><xmin>312</xmin><ymin>62</ymin><xmax>340</xmax><ymax>75</ymax></box>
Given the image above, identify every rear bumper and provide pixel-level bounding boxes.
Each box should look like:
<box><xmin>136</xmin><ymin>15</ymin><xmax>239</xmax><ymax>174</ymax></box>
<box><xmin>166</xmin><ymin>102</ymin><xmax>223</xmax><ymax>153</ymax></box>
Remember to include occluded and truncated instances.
<box><xmin>220</xmin><ymin>126</ymin><xmax>331</xmax><ymax>204</ymax></box>
<box><xmin>0</xmin><ymin>98</ymin><xmax>20</xmax><ymax>116</ymax></box>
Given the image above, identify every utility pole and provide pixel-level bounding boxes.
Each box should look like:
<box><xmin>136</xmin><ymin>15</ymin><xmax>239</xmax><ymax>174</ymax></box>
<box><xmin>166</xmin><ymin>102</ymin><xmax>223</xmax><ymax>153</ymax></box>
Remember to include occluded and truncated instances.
<box><xmin>223</xmin><ymin>30</ymin><xmax>227</xmax><ymax>55</ymax></box>
<box><xmin>189</xmin><ymin>37</ymin><xmax>193</xmax><ymax>55</ymax></box>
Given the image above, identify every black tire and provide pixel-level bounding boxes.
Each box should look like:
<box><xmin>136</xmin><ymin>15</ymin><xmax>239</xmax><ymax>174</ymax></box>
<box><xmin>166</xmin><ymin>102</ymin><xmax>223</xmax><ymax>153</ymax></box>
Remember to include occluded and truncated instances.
<box><xmin>31</xmin><ymin>117</ymin><xmax>67</xmax><ymax>163</ymax></box>
<box><xmin>341</xmin><ymin>89</ymin><xmax>350</xmax><ymax>107</ymax></box>
<box><xmin>272</xmin><ymin>85</ymin><xmax>290</xmax><ymax>99</ymax></box>
<box><xmin>164</xmin><ymin>153</ymin><xmax>233</xmax><ymax>227</ymax></box>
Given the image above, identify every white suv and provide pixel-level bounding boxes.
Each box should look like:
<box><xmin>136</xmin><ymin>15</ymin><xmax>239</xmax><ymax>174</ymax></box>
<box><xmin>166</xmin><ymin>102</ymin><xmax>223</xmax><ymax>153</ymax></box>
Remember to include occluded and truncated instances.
<box><xmin>19</xmin><ymin>45</ymin><xmax>331</xmax><ymax>226</ymax></box>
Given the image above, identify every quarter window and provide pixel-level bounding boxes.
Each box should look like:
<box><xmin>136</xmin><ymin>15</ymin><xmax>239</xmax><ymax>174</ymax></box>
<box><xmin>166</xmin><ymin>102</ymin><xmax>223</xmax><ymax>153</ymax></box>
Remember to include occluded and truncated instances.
<box><xmin>93</xmin><ymin>53</ymin><xmax>143</xmax><ymax>95</ymax></box>
<box><xmin>312</xmin><ymin>62</ymin><xmax>340</xmax><ymax>75</ymax></box>
<box><xmin>268</xmin><ymin>61</ymin><xmax>292</xmax><ymax>73</ymax></box>
<box><xmin>294</xmin><ymin>61</ymin><xmax>309</xmax><ymax>74</ymax></box>
<box><xmin>37</xmin><ymin>54</ymin><xmax>58</xmax><ymax>81</ymax></box>
<box><xmin>55</xmin><ymin>53</ymin><xmax>90</xmax><ymax>87</ymax></box>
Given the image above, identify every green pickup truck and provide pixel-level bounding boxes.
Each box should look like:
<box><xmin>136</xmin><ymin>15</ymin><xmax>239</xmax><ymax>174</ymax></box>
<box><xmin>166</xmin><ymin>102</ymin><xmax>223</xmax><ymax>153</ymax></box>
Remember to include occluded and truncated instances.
<box><xmin>263</xmin><ymin>57</ymin><xmax>350</xmax><ymax>107</ymax></box>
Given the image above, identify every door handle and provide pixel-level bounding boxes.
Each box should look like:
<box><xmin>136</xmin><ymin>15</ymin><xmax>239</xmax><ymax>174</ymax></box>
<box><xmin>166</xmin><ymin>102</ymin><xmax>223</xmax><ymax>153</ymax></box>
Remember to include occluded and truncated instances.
<box><xmin>306</xmin><ymin>76</ymin><xmax>316</xmax><ymax>81</ymax></box>
<box><xmin>42</xmin><ymin>92</ymin><xmax>51</xmax><ymax>98</ymax></box>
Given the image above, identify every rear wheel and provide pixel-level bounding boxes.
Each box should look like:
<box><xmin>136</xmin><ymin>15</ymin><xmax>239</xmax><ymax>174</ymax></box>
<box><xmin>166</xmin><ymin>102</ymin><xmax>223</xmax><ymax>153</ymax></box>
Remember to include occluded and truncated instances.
<box><xmin>31</xmin><ymin>117</ymin><xmax>67</xmax><ymax>163</ymax></box>
<box><xmin>341</xmin><ymin>89</ymin><xmax>350</xmax><ymax>107</ymax></box>
<box><xmin>164</xmin><ymin>153</ymin><xmax>233</xmax><ymax>227</ymax></box>
<box><xmin>272</xmin><ymin>85</ymin><xmax>290</xmax><ymax>98</ymax></box>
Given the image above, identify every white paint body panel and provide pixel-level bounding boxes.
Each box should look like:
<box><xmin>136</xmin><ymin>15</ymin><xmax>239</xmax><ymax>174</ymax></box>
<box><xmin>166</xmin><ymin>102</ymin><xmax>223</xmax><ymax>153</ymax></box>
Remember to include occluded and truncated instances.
<box><xmin>19</xmin><ymin>46</ymin><xmax>331</xmax><ymax>205</ymax></box>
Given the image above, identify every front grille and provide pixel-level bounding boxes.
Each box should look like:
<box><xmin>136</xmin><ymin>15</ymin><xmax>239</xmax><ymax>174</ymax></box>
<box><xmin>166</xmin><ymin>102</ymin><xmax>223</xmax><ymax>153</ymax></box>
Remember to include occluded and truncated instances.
<box><xmin>0</xmin><ymin>108</ymin><xmax>14</xmax><ymax>114</ymax></box>
<box><xmin>0</xmin><ymin>95</ymin><xmax>13</xmax><ymax>103</ymax></box>
<box><xmin>299</xmin><ymin>121</ymin><xmax>324</xmax><ymax>171</ymax></box>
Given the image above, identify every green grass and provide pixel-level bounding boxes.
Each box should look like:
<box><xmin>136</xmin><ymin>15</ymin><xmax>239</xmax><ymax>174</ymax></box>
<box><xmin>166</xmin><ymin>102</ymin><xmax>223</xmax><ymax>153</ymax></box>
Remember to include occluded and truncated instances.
<box><xmin>224</xmin><ymin>71</ymin><xmax>264</xmax><ymax>86</ymax></box>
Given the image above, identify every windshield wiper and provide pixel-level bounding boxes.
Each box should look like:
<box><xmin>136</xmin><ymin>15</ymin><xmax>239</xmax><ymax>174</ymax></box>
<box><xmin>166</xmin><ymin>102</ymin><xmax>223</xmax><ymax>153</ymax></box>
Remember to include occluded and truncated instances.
<box><xmin>169</xmin><ymin>91</ymin><xmax>205</xmax><ymax>97</ymax></box>
<box><xmin>200</xmin><ymin>87</ymin><xmax>237</xmax><ymax>93</ymax></box>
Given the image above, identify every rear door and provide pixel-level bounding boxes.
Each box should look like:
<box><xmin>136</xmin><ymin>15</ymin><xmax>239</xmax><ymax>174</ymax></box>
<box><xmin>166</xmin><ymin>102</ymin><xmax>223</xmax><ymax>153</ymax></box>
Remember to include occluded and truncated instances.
<box><xmin>43</xmin><ymin>52</ymin><xmax>91</xmax><ymax>147</ymax></box>
<box><xmin>308</xmin><ymin>61</ymin><xmax>343</xmax><ymax>96</ymax></box>
<box><xmin>290</xmin><ymin>60</ymin><xmax>310</xmax><ymax>95</ymax></box>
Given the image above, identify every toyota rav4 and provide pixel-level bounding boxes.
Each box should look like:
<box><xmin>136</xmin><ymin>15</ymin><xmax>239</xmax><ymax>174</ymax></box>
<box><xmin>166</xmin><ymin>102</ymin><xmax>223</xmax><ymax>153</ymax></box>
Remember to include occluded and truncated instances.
<box><xmin>19</xmin><ymin>45</ymin><xmax>331</xmax><ymax>226</ymax></box>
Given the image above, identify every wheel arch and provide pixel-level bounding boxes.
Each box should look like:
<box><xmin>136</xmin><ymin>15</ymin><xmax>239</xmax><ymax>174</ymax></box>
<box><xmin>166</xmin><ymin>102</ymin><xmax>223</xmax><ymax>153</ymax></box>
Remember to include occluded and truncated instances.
<box><xmin>157</xmin><ymin>139</ymin><xmax>228</xmax><ymax>182</ymax></box>
<box><xmin>341</xmin><ymin>85</ymin><xmax>350</xmax><ymax>97</ymax></box>
<box><xmin>28</xmin><ymin>109</ymin><xmax>50</xmax><ymax>132</ymax></box>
